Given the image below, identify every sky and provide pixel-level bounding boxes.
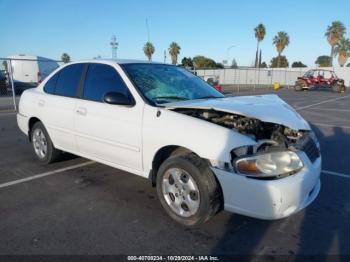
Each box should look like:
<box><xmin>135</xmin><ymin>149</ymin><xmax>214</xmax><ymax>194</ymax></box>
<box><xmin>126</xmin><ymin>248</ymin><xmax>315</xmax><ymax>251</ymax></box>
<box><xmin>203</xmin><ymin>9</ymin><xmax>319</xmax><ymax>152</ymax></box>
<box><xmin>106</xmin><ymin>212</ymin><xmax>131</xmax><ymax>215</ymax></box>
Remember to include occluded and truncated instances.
<box><xmin>1</xmin><ymin>0</ymin><xmax>350</xmax><ymax>67</ymax></box>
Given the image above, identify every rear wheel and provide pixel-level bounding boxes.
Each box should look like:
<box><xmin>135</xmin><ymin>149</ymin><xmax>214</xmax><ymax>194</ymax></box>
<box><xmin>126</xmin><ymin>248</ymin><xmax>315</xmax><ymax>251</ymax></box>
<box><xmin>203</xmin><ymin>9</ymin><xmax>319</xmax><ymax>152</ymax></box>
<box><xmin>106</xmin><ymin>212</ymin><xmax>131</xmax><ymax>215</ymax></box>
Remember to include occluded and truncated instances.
<box><xmin>156</xmin><ymin>153</ymin><xmax>221</xmax><ymax>226</ymax></box>
<box><xmin>294</xmin><ymin>80</ymin><xmax>306</xmax><ymax>91</ymax></box>
<box><xmin>31</xmin><ymin>122</ymin><xmax>61</xmax><ymax>164</ymax></box>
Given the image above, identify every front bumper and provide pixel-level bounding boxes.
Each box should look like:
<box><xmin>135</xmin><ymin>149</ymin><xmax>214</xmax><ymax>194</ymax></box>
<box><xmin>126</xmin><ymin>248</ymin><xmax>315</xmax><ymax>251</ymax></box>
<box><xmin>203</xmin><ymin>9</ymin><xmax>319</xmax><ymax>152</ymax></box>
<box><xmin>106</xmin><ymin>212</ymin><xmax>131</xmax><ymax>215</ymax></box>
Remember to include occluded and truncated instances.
<box><xmin>212</xmin><ymin>152</ymin><xmax>321</xmax><ymax>220</ymax></box>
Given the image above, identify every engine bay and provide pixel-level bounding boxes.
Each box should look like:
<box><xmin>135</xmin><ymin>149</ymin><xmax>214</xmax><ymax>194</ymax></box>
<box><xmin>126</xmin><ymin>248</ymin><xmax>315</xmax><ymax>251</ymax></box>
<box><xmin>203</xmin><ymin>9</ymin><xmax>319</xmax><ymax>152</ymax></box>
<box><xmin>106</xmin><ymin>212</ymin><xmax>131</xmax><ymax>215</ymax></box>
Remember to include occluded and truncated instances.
<box><xmin>172</xmin><ymin>108</ymin><xmax>309</xmax><ymax>155</ymax></box>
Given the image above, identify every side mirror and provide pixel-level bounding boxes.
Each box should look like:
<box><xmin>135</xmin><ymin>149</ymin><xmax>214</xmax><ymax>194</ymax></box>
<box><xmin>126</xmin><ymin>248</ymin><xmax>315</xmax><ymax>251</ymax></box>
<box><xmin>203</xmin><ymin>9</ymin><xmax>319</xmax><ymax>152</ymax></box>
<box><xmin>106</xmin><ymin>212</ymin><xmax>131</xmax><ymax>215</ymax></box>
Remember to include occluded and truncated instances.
<box><xmin>103</xmin><ymin>92</ymin><xmax>135</xmax><ymax>106</ymax></box>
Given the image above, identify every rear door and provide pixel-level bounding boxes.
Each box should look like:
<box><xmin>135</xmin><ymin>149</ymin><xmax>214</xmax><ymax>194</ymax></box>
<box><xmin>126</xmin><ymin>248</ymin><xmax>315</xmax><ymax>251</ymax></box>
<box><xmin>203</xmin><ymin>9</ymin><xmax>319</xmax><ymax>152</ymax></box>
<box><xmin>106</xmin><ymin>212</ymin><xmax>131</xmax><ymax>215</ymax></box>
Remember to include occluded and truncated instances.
<box><xmin>75</xmin><ymin>63</ymin><xmax>143</xmax><ymax>172</ymax></box>
<box><xmin>41</xmin><ymin>63</ymin><xmax>85</xmax><ymax>153</ymax></box>
<box><xmin>21</xmin><ymin>60</ymin><xmax>38</xmax><ymax>84</ymax></box>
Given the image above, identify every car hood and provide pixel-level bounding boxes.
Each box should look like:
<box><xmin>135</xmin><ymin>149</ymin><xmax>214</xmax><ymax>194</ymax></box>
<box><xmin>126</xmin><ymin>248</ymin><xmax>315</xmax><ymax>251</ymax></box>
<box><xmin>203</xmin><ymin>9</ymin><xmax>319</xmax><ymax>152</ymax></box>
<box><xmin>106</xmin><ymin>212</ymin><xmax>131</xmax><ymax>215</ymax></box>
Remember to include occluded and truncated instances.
<box><xmin>164</xmin><ymin>94</ymin><xmax>310</xmax><ymax>130</ymax></box>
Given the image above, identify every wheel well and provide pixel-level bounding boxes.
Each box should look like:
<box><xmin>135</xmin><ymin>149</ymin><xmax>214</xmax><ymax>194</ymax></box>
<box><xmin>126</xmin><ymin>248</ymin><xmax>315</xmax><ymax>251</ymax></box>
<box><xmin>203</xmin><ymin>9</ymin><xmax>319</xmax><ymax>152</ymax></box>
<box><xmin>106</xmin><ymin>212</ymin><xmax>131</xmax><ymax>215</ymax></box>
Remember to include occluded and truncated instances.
<box><xmin>149</xmin><ymin>146</ymin><xmax>193</xmax><ymax>186</ymax></box>
<box><xmin>28</xmin><ymin>117</ymin><xmax>41</xmax><ymax>141</ymax></box>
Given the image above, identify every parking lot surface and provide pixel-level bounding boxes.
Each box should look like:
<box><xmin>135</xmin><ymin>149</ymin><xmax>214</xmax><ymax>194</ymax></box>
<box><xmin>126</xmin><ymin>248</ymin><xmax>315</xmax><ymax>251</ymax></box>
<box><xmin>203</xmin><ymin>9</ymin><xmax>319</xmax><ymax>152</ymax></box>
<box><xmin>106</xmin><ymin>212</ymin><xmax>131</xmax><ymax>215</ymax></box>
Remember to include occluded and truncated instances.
<box><xmin>0</xmin><ymin>88</ymin><xmax>349</xmax><ymax>257</ymax></box>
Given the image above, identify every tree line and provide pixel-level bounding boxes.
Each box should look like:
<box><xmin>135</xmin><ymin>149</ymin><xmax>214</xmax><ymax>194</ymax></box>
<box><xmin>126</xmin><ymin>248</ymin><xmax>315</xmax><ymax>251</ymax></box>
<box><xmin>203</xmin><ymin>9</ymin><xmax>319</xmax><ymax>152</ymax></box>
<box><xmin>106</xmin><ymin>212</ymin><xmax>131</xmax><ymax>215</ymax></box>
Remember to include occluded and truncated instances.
<box><xmin>59</xmin><ymin>20</ymin><xmax>350</xmax><ymax>69</ymax></box>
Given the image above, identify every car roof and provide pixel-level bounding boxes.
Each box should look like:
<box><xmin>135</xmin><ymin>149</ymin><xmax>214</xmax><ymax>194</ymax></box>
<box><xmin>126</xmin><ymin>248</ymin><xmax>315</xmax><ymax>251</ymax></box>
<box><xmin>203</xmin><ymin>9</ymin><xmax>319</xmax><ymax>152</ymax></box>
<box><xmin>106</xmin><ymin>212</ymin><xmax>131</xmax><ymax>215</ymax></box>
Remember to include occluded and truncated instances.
<box><xmin>309</xmin><ymin>69</ymin><xmax>334</xmax><ymax>72</ymax></box>
<box><xmin>7</xmin><ymin>54</ymin><xmax>38</xmax><ymax>60</ymax></box>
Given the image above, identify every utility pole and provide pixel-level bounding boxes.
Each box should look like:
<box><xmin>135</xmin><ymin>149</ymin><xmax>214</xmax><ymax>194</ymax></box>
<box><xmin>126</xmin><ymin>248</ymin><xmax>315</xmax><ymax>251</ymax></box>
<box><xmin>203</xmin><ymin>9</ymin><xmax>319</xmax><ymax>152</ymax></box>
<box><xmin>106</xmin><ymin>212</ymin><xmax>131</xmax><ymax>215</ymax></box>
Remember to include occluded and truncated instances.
<box><xmin>110</xmin><ymin>35</ymin><xmax>118</xmax><ymax>59</ymax></box>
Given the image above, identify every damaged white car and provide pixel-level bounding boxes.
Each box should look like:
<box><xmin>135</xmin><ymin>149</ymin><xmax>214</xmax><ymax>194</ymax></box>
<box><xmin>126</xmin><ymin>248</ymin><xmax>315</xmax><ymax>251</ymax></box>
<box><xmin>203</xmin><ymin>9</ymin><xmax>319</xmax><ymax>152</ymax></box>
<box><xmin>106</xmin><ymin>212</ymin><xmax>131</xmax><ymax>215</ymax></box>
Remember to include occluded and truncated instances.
<box><xmin>17</xmin><ymin>60</ymin><xmax>321</xmax><ymax>226</ymax></box>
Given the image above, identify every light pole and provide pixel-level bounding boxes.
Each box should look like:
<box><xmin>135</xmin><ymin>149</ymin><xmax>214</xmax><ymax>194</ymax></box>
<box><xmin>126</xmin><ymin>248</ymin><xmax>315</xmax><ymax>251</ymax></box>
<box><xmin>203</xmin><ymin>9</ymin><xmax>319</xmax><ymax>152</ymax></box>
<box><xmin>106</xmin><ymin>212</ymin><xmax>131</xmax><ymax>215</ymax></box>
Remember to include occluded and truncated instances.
<box><xmin>223</xmin><ymin>45</ymin><xmax>236</xmax><ymax>85</ymax></box>
<box><xmin>226</xmin><ymin>45</ymin><xmax>236</xmax><ymax>67</ymax></box>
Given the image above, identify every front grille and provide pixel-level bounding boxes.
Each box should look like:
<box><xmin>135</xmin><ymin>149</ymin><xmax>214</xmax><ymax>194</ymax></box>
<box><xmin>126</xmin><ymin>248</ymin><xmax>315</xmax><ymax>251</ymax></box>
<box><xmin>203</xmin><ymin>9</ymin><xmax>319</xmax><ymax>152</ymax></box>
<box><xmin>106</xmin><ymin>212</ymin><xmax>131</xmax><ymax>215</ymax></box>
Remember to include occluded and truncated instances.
<box><xmin>301</xmin><ymin>136</ymin><xmax>320</xmax><ymax>163</ymax></box>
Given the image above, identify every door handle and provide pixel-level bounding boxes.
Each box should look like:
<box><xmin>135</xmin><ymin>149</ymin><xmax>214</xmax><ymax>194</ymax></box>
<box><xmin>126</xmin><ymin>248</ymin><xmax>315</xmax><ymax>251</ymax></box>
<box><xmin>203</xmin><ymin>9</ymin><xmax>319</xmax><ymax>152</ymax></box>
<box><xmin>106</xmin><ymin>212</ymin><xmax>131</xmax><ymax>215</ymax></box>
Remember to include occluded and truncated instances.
<box><xmin>38</xmin><ymin>100</ymin><xmax>45</xmax><ymax>107</ymax></box>
<box><xmin>76</xmin><ymin>107</ymin><xmax>87</xmax><ymax>116</ymax></box>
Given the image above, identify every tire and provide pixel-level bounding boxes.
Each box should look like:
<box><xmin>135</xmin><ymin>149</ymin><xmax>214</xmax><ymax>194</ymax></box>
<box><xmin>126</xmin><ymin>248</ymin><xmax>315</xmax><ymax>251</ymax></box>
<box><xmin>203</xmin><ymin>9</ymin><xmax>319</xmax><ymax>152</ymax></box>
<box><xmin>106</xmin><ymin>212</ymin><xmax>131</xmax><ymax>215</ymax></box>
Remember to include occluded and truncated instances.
<box><xmin>294</xmin><ymin>80</ymin><xmax>305</xmax><ymax>91</ymax></box>
<box><xmin>30</xmin><ymin>122</ymin><xmax>61</xmax><ymax>164</ymax></box>
<box><xmin>294</xmin><ymin>85</ymin><xmax>302</xmax><ymax>91</ymax></box>
<box><xmin>331</xmin><ymin>83</ymin><xmax>340</xmax><ymax>93</ymax></box>
<box><xmin>0</xmin><ymin>80</ymin><xmax>7</xmax><ymax>95</ymax></box>
<box><xmin>332</xmin><ymin>83</ymin><xmax>346</xmax><ymax>93</ymax></box>
<box><xmin>156</xmin><ymin>153</ymin><xmax>221</xmax><ymax>226</ymax></box>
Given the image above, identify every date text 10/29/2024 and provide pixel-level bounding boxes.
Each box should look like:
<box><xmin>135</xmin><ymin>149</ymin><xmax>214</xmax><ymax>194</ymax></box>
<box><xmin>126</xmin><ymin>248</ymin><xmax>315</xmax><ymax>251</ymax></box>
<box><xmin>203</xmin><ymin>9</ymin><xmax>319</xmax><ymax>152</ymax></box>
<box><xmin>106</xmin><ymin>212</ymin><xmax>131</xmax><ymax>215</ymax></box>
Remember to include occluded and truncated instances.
<box><xmin>127</xmin><ymin>256</ymin><xmax>219</xmax><ymax>261</ymax></box>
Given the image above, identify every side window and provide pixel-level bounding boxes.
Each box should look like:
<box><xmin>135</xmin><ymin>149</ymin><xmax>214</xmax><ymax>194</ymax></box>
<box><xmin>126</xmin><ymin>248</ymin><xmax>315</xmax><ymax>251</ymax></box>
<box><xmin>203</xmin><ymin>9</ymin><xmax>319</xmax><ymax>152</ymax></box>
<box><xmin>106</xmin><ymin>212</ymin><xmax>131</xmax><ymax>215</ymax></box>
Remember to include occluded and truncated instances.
<box><xmin>83</xmin><ymin>64</ymin><xmax>131</xmax><ymax>102</ymax></box>
<box><xmin>43</xmin><ymin>73</ymin><xmax>59</xmax><ymax>94</ymax></box>
<box><xmin>55</xmin><ymin>63</ymin><xmax>84</xmax><ymax>97</ymax></box>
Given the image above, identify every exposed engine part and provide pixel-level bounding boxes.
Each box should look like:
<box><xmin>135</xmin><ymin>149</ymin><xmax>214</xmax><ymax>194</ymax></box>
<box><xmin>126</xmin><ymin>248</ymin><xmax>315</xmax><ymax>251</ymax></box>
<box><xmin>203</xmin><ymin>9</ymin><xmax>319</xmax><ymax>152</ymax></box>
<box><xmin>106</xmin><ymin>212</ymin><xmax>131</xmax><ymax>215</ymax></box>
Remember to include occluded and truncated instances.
<box><xmin>173</xmin><ymin>108</ymin><xmax>309</xmax><ymax>153</ymax></box>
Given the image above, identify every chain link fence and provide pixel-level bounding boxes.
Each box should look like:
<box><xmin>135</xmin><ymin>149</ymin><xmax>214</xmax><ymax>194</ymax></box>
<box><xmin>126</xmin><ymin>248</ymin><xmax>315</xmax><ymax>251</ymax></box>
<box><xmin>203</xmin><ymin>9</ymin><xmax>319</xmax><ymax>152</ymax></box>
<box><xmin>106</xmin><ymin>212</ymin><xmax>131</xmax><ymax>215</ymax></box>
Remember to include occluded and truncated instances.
<box><xmin>2</xmin><ymin>59</ymin><xmax>350</xmax><ymax>111</ymax></box>
<box><xmin>196</xmin><ymin>67</ymin><xmax>308</xmax><ymax>93</ymax></box>
<box><xmin>196</xmin><ymin>67</ymin><xmax>350</xmax><ymax>93</ymax></box>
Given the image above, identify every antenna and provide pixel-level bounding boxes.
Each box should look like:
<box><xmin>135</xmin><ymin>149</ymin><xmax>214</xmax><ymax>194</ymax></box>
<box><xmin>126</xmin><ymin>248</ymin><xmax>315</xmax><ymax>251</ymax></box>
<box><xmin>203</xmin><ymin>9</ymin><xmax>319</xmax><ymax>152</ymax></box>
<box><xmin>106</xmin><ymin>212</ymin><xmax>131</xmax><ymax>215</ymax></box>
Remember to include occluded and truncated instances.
<box><xmin>146</xmin><ymin>18</ymin><xmax>150</xmax><ymax>42</ymax></box>
<box><xmin>110</xmin><ymin>35</ymin><xmax>118</xmax><ymax>59</ymax></box>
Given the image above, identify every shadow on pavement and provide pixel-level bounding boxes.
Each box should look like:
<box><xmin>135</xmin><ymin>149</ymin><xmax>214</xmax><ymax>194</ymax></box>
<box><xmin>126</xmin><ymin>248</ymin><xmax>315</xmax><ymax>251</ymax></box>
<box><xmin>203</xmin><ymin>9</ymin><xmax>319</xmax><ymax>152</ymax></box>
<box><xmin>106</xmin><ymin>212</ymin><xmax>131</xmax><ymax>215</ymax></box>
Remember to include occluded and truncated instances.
<box><xmin>210</xmin><ymin>213</ymin><xmax>271</xmax><ymax>256</ymax></box>
<box><xmin>296</xmin><ymin>125</ymin><xmax>350</xmax><ymax>260</ymax></box>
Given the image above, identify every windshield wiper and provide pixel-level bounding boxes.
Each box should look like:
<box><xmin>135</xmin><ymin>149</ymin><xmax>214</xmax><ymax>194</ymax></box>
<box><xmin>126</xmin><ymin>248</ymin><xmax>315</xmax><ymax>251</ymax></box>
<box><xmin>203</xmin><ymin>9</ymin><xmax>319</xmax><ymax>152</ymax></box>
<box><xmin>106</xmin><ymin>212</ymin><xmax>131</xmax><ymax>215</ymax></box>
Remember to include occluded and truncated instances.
<box><xmin>154</xmin><ymin>96</ymin><xmax>188</xmax><ymax>101</ymax></box>
<box><xmin>196</xmin><ymin>96</ymin><xmax>222</xmax><ymax>99</ymax></box>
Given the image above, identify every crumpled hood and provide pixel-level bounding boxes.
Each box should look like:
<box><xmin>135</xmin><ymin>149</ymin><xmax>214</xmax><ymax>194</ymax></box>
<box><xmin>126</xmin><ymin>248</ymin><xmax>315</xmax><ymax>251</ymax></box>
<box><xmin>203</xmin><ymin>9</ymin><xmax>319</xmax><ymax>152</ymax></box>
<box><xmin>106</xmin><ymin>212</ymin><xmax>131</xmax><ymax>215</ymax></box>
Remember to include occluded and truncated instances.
<box><xmin>165</xmin><ymin>94</ymin><xmax>310</xmax><ymax>130</ymax></box>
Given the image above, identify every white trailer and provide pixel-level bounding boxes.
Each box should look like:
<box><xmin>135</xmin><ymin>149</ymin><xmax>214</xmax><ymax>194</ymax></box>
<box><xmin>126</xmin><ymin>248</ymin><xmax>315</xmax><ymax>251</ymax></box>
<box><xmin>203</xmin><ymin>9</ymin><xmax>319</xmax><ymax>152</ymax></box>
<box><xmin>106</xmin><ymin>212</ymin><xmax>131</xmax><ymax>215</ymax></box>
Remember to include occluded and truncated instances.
<box><xmin>7</xmin><ymin>54</ymin><xmax>59</xmax><ymax>94</ymax></box>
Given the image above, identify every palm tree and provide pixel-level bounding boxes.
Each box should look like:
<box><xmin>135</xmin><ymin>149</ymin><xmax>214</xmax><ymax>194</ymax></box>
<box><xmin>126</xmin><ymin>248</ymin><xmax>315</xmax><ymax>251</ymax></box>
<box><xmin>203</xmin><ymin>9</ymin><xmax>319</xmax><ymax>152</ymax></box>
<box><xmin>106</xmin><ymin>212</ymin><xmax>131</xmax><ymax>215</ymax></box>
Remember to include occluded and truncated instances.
<box><xmin>325</xmin><ymin>21</ymin><xmax>346</xmax><ymax>66</ymax></box>
<box><xmin>334</xmin><ymin>38</ymin><xmax>350</xmax><ymax>67</ymax></box>
<box><xmin>168</xmin><ymin>42</ymin><xmax>181</xmax><ymax>65</ymax></box>
<box><xmin>273</xmin><ymin>31</ymin><xmax>290</xmax><ymax>68</ymax></box>
<box><xmin>143</xmin><ymin>42</ymin><xmax>155</xmax><ymax>61</ymax></box>
<box><xmin>61</xmin><ymin>53</ymin><xmax>70</xmax><ymax>63</ymax></box>
<box><xmin>254</xmin><ymin>24</ymin><xmax>266</xmax><ymax>68</ymax></box>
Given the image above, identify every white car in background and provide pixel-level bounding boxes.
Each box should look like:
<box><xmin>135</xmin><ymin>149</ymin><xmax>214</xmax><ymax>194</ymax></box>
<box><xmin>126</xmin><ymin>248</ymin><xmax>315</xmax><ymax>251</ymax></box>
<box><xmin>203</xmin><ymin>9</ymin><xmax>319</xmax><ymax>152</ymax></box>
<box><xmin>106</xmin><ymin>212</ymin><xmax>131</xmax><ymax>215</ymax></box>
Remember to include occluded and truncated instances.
<box><xmin>17</xmin><ymin>60</ymin><xmax>321</xmax><ymax>226</ymax></box>
<box><xmin>7</xmin><ymin>54</ymin><xmax>59</xmax><ymax>94</ymax></box>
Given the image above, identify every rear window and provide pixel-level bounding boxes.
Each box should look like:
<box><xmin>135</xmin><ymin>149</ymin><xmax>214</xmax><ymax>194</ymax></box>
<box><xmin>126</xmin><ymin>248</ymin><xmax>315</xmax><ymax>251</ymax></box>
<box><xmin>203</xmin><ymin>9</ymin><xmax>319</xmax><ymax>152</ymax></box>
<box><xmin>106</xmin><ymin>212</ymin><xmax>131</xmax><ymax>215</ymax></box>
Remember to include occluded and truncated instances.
<box><xmin>54</xmin><ymin>64</ymin><xmax>84</xmax><ymax>97</ymax></box>
<box><xmin>43</xmin><ymin>73</ymin><xmax>59</xmax><ymax>94</ymax></box>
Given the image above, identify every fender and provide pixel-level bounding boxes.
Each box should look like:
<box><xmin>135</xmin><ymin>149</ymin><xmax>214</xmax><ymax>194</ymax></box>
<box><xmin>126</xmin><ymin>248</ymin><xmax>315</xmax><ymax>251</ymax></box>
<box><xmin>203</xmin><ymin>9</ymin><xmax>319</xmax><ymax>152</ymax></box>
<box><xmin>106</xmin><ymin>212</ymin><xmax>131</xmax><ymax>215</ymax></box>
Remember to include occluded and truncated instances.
<box><xmin>142</xmin><ymin>104</ymin><xmax>257</xmax><ymax>175</ymax></box>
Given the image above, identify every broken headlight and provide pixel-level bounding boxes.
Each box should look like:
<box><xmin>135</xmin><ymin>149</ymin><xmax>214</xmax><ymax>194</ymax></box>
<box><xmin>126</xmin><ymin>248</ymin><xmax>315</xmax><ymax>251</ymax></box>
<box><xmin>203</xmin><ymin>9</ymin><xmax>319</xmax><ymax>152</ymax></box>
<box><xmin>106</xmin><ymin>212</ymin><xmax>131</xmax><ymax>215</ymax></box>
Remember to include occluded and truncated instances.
<box><xmin>234</xmin><ymin>151</ymin><xmax>303</xmax><ymax>178</ymax></box>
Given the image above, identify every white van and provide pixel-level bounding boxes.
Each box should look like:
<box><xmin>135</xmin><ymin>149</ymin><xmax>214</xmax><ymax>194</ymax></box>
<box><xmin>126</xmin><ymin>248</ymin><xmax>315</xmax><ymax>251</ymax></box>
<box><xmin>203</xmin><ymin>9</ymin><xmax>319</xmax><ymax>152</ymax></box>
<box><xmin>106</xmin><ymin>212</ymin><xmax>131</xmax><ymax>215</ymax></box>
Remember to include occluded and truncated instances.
<box><xmin>7</xmin><ymin>54</ymin><xmax>59</xmax><ymax>94</ymax></box>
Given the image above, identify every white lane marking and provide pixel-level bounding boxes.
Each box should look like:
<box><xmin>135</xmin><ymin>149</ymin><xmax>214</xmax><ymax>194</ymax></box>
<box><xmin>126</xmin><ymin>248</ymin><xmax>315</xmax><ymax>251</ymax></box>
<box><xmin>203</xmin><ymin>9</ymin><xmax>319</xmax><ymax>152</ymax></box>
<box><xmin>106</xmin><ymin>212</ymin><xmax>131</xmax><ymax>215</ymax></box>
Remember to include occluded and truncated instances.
<box><xmin>0</xmin><ymin>110</ymin><xmax>16</xmax><ymax>115</ymax></box>
<box><xmin>0</xmin><ymin>161</ymin><xmax>95</xmax><ymax>189</ymax></box>
<box><xmin>295</xmin><ymin>94</ymin><xmax>350</xmax><ymax>110</ymax></box>
<box><xmin>304</xmin><ymin>108</ymin><xmax>350</xmax><ymax>112</ymax></box>
<box><xmin>312</xmin><ymin>123</ymin><xmax>350</xmax><ymax>129</ymax></box>
<box><xmin>322</xmin><ymin>170</ymin><xmax>350</xmax><ymax>179</ymax></box>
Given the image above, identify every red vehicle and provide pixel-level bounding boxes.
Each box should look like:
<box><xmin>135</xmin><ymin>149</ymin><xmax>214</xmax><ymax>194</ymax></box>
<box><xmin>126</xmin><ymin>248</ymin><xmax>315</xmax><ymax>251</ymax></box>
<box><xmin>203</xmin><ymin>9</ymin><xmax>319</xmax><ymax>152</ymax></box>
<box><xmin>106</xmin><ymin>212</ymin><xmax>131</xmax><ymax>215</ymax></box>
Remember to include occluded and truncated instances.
<box><xmin>294</xmin><ymin>69</ymin><xmax>346</xmax><ymax>93</ymax></box>
<box><xmin>205</xmin><ymin>76</ymin><xmax>223</xmax><ymax>92</ymax></box>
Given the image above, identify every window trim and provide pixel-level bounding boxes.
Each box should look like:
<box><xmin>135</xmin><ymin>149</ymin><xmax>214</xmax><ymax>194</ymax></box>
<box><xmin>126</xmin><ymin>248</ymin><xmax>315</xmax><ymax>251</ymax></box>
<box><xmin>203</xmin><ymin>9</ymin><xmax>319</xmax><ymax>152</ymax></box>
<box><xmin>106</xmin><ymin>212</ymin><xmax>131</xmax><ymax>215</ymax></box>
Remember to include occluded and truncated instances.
<box><xmin>78</xmin><ymin>63</ymin><xmax>136</xmax><ymax>106</ymax></box>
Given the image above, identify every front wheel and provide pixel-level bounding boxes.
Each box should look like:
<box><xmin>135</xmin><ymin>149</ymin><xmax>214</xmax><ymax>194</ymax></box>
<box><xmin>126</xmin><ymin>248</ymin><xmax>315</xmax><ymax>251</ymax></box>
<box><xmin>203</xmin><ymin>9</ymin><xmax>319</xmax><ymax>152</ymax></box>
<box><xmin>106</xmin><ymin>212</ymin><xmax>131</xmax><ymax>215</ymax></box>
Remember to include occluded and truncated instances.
<box><xmin>156</xmin><ymin>153</ymin><xmax>221</xmax><ymax>226</ymax></box>
<box><xmin>31</xmin><ymin>122</ymin><xmax>61</xmax><ymax>164</ymax></box>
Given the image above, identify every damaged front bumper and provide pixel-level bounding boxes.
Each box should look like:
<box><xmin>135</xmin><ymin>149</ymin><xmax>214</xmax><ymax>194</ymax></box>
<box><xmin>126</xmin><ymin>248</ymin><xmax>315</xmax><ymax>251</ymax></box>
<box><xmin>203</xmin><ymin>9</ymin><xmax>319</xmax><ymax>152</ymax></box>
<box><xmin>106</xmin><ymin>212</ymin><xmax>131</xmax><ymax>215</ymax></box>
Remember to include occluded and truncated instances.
<box><xmin>211</xmin><ymin>152</ymin><xmax>321</xmax><ymax>220</ymax></box>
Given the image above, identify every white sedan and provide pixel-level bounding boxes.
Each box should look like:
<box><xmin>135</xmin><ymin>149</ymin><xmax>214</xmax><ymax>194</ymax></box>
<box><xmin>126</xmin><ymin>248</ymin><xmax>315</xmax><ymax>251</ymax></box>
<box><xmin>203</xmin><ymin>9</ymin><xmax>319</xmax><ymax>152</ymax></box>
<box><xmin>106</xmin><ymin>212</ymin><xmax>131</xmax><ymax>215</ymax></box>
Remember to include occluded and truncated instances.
<box><xmin>17</xmin><ymin>60</ymin><xmax>321</xmax><ymax>226</ymax></box>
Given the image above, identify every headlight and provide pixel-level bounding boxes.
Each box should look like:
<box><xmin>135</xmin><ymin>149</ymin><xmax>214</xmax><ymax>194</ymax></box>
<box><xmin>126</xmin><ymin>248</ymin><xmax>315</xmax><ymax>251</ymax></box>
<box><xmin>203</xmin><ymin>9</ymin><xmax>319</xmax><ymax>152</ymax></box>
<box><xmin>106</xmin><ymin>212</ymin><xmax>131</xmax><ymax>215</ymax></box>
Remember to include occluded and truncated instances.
<box><xmin>234</xmin><ymin>151</ymin><xmax>303</xmax><ymax>178</ymax></box>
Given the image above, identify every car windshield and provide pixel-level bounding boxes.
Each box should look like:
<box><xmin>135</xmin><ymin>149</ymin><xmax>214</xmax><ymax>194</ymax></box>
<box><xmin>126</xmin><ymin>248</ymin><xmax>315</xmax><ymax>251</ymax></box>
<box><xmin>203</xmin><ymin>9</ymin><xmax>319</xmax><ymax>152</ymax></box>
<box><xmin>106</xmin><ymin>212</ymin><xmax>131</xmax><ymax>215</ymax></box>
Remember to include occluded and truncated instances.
<box><xmin>304</xmin><ymin>71</ymin><xmax>314</xmax><ymax>77</ymax></box>
<box><xmin>121</xmin><ymin>63</ymin><xmax>224</xmax><ymax>104</ymax></box>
